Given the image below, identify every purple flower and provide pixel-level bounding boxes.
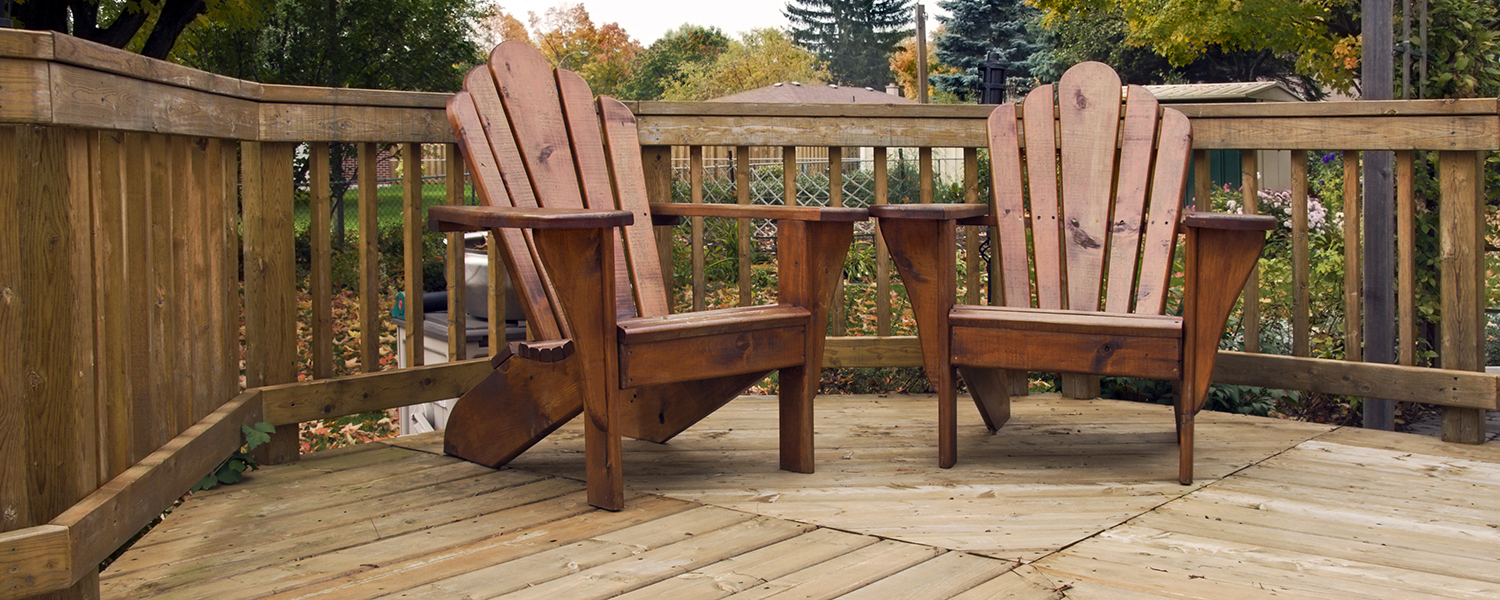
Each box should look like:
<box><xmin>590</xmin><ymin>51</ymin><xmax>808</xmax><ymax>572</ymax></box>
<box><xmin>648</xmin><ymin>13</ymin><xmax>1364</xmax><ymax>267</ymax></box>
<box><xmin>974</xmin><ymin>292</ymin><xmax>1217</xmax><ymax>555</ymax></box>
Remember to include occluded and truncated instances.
<box><xmin>1321</xmin><ymin>152</ymin><xmax>1337</xmax><ymax>164</ymax></box>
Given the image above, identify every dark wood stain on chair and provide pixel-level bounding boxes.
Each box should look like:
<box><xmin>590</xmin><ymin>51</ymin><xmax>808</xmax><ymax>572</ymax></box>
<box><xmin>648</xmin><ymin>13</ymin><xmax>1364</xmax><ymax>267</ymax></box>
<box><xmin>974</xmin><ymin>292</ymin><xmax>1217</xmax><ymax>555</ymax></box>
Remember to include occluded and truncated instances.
<box><xmin>871</xmin><ymin>61</ymin><xmax>1275</xmax><ymax>484</ymax></box>
<box><xmin>432</xmin><ymin>41</ymin><xmax>866</xmax><ymax>510</ymax></box>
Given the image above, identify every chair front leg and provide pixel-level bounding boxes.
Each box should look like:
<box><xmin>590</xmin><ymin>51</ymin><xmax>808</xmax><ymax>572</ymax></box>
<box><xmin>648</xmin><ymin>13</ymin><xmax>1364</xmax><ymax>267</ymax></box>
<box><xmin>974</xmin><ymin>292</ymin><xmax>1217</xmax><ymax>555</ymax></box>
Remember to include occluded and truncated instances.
<box><xmin>776</xmin><ymin>219</ymin><xmax>856</xmax><ymax>473</ymax></box>
<box><xmin>533</xmin><ymin>226</ymin><xmax>623</xmax><ymax>510</ymax></box>
<box><xmin>878</xmin><ymin>218</ymin><xmax>960</xmax><ymax>467</ymax></box>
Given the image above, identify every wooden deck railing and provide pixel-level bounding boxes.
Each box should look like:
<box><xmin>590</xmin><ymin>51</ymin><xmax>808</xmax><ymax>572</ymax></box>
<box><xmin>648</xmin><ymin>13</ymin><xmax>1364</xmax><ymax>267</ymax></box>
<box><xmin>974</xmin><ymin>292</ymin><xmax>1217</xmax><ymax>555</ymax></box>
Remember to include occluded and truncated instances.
<box><xmin>0</xmin><ymin>30</ymin><xmax>1497</xmax><ymax>599</ymax></box>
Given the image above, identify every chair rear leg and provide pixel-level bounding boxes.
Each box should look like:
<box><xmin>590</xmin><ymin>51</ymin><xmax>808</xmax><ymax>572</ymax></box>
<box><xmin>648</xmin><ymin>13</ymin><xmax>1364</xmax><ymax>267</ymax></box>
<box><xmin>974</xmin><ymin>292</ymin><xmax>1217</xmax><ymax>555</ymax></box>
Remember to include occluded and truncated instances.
<box><xmin>958</xmin><ymin>366</ymin><xmax>1012</xmax><ymax>433</ymax></box>
<box><xmin>444</xmin><ymin>348</ymin><xmax>584</xmax><ymax>468</ymax></box>
<box><xmin>1176</xmin><ymin>382</ymin><xmax>1196</xmax><ymax>485</ymax></box>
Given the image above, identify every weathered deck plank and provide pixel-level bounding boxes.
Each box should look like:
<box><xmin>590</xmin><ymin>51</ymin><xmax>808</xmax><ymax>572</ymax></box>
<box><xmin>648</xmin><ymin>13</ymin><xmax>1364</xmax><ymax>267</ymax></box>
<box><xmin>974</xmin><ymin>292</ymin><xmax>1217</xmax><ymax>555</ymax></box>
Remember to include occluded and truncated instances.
<box><xmin>102</xmin><ymin>394</ymin><xmax>1500</xmax><ymax>600</ymax></box>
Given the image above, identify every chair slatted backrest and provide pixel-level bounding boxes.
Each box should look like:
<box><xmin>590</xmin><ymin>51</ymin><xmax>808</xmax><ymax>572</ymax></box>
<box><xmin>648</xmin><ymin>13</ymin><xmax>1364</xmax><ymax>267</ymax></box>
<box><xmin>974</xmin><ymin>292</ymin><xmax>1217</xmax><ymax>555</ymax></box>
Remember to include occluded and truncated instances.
<box><xmin>987</xmin><ymin>62</ymin><xmax>1192</xmax><ymax>316</ymax></box>
<box><xmin>445</xmin><ymin>41</ymin><xmax>670</xmax><ymax>340</ymax></box>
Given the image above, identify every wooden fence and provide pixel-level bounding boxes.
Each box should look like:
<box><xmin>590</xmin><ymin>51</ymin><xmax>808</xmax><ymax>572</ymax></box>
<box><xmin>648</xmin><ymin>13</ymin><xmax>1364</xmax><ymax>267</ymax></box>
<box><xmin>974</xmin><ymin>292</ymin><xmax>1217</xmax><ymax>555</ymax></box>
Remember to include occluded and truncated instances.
<box><xmin>0</xmin><ymin>30</ymin><xmax>1497</xmax><ymax>599</ymax></box>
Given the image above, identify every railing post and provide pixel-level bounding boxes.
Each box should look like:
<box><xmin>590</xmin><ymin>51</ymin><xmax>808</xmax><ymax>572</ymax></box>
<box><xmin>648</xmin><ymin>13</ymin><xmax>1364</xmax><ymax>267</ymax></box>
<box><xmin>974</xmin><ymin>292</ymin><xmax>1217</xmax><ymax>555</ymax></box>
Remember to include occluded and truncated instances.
<box><xmin>1</xmin><ymin>125</ymin><xmax>101</xmax><ymax>598</ymax></box>
<box><xmin>1438</xmin><ymin>150</ymin><xmax>1487</xmax><ymax>443</ymax></box>
<box><xmin>243</xmin><ymin>141</ymin><xmax>300</xmax><ymax>463</ymax></box>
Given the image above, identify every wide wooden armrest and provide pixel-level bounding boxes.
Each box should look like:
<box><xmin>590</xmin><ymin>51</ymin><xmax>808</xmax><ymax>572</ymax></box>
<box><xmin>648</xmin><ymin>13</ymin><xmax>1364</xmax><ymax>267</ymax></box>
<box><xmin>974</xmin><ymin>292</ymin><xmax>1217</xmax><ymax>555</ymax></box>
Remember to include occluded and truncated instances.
<box><xmin>1183</xmin><ymin>212</ymin><xmax>1277</xmax><ymax>231</ymax></box>
<box><xmin>648</xmin><ymin>203</ymin><xmax>868</xmax><ymax>222</ymax></box>
<box><xmin>428</xmin><ymin>205</ymin><xmax>634</xmax><ymax>232</ymax></box>
<box><xmin>869</xmin><ymin>203</ymin><xmax>990</xmax><ymax>221</ymax></box>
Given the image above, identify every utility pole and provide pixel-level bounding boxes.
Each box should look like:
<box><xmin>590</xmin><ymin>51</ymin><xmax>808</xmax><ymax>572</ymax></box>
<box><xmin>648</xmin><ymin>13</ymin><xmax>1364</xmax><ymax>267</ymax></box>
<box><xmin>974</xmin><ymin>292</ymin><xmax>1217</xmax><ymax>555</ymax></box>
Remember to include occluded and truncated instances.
<box><xmin>915</xmin><ymin>3</ymin><xmax>928</xmax><ymax>104</ymax></box>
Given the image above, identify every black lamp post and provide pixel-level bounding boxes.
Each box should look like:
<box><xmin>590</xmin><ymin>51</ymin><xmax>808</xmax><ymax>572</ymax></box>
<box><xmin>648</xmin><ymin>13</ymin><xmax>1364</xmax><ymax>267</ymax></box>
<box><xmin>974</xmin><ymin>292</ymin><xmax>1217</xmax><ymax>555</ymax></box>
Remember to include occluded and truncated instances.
<box><xmin>976</xmin><ymin>52</ymin><xmax>1008</xmax><ymax>104</ymax></box>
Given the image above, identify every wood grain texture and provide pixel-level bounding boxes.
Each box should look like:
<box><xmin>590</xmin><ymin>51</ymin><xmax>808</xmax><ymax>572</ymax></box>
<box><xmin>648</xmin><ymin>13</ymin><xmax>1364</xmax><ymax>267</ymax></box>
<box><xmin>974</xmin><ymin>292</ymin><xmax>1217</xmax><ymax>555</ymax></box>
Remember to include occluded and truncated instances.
<box><xmin>534</xmin><ymin>226</ymin><xmax>623</xmax><ymax>509</ymax></box>
<box><xmin>444</xmin><ymin>144</ymin><xmax>468</xmax><ymax>362</ymax></box>
<box><xmin>556</xmin><ymin>72</ymin><xmax>634</xmax><ymax>319</ymax></box>
<box><xmin>987</xmin><ymin>105</ymin><xmax>1031</xmax><ymax>308</ymax></box>
<box><xmin>264</xmin><ymin>359</ymin><xmax>493</xmax><ymax>426</ymax></box>
<box><xmin>0</xmin><ymin>525</ymin><xmax>71</xmax><ymax>598</ymax></box>
<box><xmin>952</xmin><ymin>326</ymin><xmax>1182</xmax><ymax>379</ymax></box>
<box><xmin>1057</xmin><ymin>62</ymin><xmax>1120</xmax><ymax>312</ymax></box>
<box><xmin>357</xmin><ymin>142</ymin><xmax>382</xmax><ymax>372</ymax></box>
<box><xmin>1342</xmin><ymin>150</ymin><xmax>1362</xmax><ymax>362</ymax></box>
<box><xmin>776</xmin><ymin>219</ymin><xmax>858</xmax><ymax>473</ymax></box>
<box><xmin>90</xmin><ymin>130</ymin><xmax>131</xmax><ymax>481</ymax></box>
<box><xmin>243</xmin><ymin>141</ymin><xmax>299</xmax><ymax>464</ymax></box>
<box><xmin>121</xmin><ymin>133</ymin><xmax>154</xmax><ymax>463</ymax></box>
<box><xmin>600</xmin><ymin>98</ymin><xmax>670</xmax><ymax>318</ymax></box>
<box><xmin>1291</xmin><ymin>150</ymin><xmax>1310</xmax><ymax>357</ymax></box>
<box><xmin>1396</xmin><ymin>150</ymin><xmax>1415</xmax><ymax>366</ymax></box>
<box><xmin>147</xmin><ymin>134</ymin><xmax>178</xmax><ymax>449</ymax></box>
<box><xmin>620</xmin><ymin>327</ymin><xmax>806</xmax><ymax>388</ymax></box>
<box><xmin>1133</xmin><ymin>111</ymin><xmax>1190</xmax><ymax>315</ymax></box>
<box><xmin>0</xmin><ymin>127</ymin><xmax>27</xmax><ymax>537</ymax></box>
<box><xmin>429</xmin><ymin>205</ymin><xmax>633</xmax><ymax>230</ymax></box>
<box><xmin>55</xmin><ymin>390</ymin><xmax>263</xmax><ymax>583</ymax></box>
<box><xmin>403</xmin><ymin>142</ymin><xmax>425</xmax><ymax>368</ymax></box>
<box><xmin>650</xmin><ymin>203</ymin><xmax>867</xmax><ymax>221</ymax></box>
<box><xmin>1023</xmin><ymin>85</ymin><xmax>1062</xmax><ymax>308</ymax></box>
<box><xmin>1239</xmin><ymin>150</ymin><xmax>1262</xmax><ymax>353</ymax></box>
<box><xmin>1103</xmin><ymin>86</ymin><xmax>1159</xmax><ymax>314</ymax></box>
<box><xmin>1212</xmin><ymin>351</ymin><xmax>1499</xmax><ymax>409</ymax></box>
<box><xmin>310</xmin><ymin>143</ymin><xmax>333</xmax><ymax>379</ymax></box>
<box><xmin>690</xmin><ymin>145</ymin><xmax>705</xmax><ymax>312</ymax></box>
<box><xmin>1439</xmin><ymin>150</ymin><xmax>1486</xmax><ymax>443</ymax></box>
<box><xmin>878</xmin><ymin>217</ymin><xmax>958</xmax><ymax>465</ymax></box>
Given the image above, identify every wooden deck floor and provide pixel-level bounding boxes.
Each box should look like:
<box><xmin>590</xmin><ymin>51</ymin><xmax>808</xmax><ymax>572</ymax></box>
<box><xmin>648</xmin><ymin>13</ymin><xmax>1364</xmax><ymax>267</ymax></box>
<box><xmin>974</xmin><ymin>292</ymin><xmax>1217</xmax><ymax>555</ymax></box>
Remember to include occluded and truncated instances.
<box><xmin>102</xmin><ymin>394</ymin><xmax>1500</xmax><ymax>599</ymax></box>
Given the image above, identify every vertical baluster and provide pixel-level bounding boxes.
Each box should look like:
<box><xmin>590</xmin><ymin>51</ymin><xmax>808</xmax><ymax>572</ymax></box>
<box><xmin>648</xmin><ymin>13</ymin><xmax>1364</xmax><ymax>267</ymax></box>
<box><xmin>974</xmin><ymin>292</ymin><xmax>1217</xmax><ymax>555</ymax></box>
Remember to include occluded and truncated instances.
<box><xmin>1292</xmin><ymin>151</ymin><xmax>1310</xmax><ymax>357</ymax></box>
<box><xmin>358</xmin><ymin>142</ymin><xmax>381</xmax><ymax>371</ymax></box>
<box><xmin>310</xmin><ymin>143</ymin><xmax>333</xmax><ymax>379</ymax></box>
<box><xmin>1396</xmin><ymin>150</ymin><xmax>1416</xmax><ymax>366</ymax></box>
<box><xmin>919</xmin><ymin>147</ymin><xmax>934</xmax><ymax>205</ymax></box>
<box><xmin>875</xmin><ymin>147</ymin><xmax>892</xmax><ymax>337</ymax></box>
<box><xmin>691</xmin><ymin>145</ymin><xmax>705</xmax><ymax>312</ymax></box>
<box><xmin>221</xmin><ymin>141</ymin><xmax>241</xmax><ymax>400</ymax></box>
<box><xmin>783</xmin><ymin>146</ymin><xmax>797</xmax><ymax>205</ymax></box>
<box><xmin>446</xmin><ymin>144</ymin><xmax>469</xmax><ymax>361</ymax></box>
<box><xmin>829</xmin><ymin>146</ymin><xmax>846</xmax><ymax>336</ymax></box>
<box><xmin>243</xmin><ymin>141</ymin><xmax>298</xmax><ymax>463</ymax></box>
<box><xmin>736</xmin><ymin>146</ymin><xmax>752</xmax><ymax>307</ymax></box>
<box><xmin>1240</xmin><ymin>151</ymin><xmax>1261</xmax><ymax>353</ymax></box>
<box><xmin>403</xmin><ymin>143</ymin><xmax>425</xmax><ymax>367</ymax></box>
<box><xmin>1343</xmin><ymin>150</ymin><xmax>1363</xmax><ymax>362</ymax></box>
<box><xmin>204</xmin><ymin>139</ymin><xmax>229</xmax><ymax>414</ymax></box>
<box><xmin>964</xmin><ymin>148</ymin><xmax>981</xmax><ymax>305</ymax></box>
<box><xmin>1439</xmin><ymin>150</ymin><xmax>1486</xmax><ymax>443</ymax></box>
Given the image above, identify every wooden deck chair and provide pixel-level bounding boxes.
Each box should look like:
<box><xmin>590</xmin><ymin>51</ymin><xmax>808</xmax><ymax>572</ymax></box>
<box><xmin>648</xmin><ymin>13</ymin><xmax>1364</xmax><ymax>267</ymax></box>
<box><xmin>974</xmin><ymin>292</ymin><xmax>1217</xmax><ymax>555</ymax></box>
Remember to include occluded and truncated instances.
<box><xmin>870</xmin><ymin>62</ymin><xmax>1275</xmax><ymax>484</ymax></box>
<box><xmin>429</xmin><ymin>41</ymin><xmax>866</xmax><ymax>510</ymax></box>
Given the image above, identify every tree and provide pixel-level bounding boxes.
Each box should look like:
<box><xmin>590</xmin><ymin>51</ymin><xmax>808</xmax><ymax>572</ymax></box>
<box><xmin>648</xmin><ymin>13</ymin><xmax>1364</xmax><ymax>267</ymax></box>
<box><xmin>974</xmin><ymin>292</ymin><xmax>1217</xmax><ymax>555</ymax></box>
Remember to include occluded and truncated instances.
<box><xmin>179</xmin><ymin>0</ymin><xmax>483</xmax><ymax>242</ymax></box>
<box><xmin>474</xmin><ymin>5</ymin><xmax>530</xmax><ymax>51</ymax></box>
<box><xmin>1031</xmin><ymin>0</ymin><xmax>1360</xmax><ymax>92</ymax></box>
<box><xmin>1028</xmin><ymin>6</ymin><xmax>1324</xmax><ymax>98</ymax></box>
<box><xmin>520</xmin><ymin>3</ymin><xmax>643</xmax><ymax>97</ymax></box>
<box><xmin>931</xmin><ymin>0</ymin><xmax>1045</xmax><ymax>99</ymax></box>
<box><xmin>784</xmin><ymin>0</ymin><xmax>912</xmax><ymax>87</ymax></box>
<box><xmin>889</xmin><ymin>29</ymin><xmax>957</xmax><ymax>100</ymax></box>
<box><xmin>615</xmin><ymin>24</ymin><xmax>731</xmax><ymax>100</ymax></box>
<box><xmin>662</xmin><ymin>29</ymin><xmax>830</xmax><ymax>101</ymax></box>
<box><xmin>16</xmin><ymin>0</ymin><xmax>265</xmax><ymax>60</ymax></box>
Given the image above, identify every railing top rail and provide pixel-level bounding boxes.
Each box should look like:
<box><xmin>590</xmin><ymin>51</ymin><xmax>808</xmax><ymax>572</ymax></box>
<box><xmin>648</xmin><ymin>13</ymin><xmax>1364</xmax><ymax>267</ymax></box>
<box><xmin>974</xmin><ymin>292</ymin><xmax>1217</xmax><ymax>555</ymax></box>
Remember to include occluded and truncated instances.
<box><xmin>0</xmin><ymin>29</ymin><xmax>1495</xmax><ymax>150</ymax></box>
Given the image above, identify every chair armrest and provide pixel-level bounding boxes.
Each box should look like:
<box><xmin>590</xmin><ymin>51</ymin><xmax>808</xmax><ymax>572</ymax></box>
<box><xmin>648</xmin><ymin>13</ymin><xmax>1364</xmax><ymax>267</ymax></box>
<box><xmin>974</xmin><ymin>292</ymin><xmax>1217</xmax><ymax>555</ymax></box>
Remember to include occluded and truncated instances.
<box><xmin>428</xmin><ymin>205</ymin><xmax>634</xmax><ymax>232</ymax></box>
<box><xmin>869</xmin><ymin>203</ymin><xmax>990</xmax><ymax>221</ymax></box>
<box><xmin>647</xmin><ymin>203</ymin><xmax>868</xmax><ymax>222</ymax></box>
<box><xmin>1183</xmin><ymin>212</ymin><xmax>1277</xmax><ymax>231</ymax></box>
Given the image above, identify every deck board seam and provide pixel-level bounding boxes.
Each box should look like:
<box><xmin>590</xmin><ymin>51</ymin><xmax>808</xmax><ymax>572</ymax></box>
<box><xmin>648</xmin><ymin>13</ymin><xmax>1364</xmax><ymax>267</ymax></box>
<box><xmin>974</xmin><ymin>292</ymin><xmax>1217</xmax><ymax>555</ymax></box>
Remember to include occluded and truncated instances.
<box><xmin>1024</xmin><ymin>424</ymin><xmax>1347</xmax><ymax>567</ymax></box>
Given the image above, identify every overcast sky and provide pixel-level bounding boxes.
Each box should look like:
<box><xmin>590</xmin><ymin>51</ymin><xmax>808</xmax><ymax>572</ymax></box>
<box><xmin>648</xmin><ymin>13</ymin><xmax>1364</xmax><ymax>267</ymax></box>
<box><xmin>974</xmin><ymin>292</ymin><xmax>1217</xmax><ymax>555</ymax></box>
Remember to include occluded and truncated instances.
<box><xmin>489</xmin><ymin>0</ymin><xmax>946</xmax><ymax>47</ymax></box>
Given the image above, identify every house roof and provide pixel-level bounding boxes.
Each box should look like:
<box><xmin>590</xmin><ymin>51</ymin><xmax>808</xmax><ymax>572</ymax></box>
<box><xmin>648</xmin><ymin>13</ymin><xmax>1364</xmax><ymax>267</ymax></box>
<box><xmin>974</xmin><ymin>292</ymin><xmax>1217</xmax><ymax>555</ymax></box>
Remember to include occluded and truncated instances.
<box><xmin>1143</xmin><ymin>81</ymin><xmax>1302</xmax><ymax>103</ymax></box>
<box><xmin>711</xmin><ymin>82</ymin><xmax>915</xmax><ymax>104</ymax></box>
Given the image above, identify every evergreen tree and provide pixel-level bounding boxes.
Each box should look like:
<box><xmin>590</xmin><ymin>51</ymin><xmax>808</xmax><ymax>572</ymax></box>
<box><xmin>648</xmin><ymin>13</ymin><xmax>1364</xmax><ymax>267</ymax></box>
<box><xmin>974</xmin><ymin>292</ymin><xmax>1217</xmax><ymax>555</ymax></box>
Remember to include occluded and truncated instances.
<box><xmin>932</xmin><ymin>0</ymin><xmax>1045</xmax><ymax>99</ymax></box>
<box><xmin>784</xmin><ymin>0</ymin><xmax>914</xmax><ymax>87</ymax></box>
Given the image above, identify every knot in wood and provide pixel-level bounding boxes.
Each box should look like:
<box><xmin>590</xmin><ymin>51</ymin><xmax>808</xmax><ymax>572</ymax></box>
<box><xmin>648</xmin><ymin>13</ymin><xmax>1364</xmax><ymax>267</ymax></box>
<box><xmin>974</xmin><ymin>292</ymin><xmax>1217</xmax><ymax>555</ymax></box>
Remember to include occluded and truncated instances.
<box><xmin>1072</xmin><ymin>91</ymin><xmax>1089</xmax><ymax>109</ymax></box>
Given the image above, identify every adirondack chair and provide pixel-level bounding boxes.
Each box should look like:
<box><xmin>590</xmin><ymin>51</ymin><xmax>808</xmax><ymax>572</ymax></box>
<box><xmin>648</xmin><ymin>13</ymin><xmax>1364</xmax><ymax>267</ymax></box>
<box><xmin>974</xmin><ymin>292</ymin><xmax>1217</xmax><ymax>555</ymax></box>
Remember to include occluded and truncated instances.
<box><xmin>429</xmin><ymin>41</ymin><xmax>866</xmax><ymax>510</ymax></box>
<box><xmin>870</xmin><ymin>62</ymin><xmax>1275</xmax><ymax>484</ymax></box>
